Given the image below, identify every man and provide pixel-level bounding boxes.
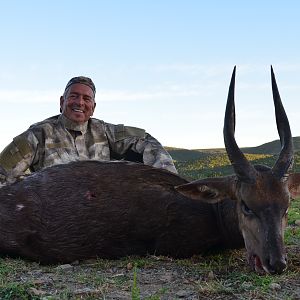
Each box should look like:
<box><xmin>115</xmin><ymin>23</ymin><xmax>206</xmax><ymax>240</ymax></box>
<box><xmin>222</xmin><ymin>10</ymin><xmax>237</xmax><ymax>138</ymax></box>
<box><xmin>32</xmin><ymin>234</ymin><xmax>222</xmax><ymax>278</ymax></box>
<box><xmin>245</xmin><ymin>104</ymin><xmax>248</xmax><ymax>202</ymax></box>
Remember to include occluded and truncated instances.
<box><xmin>0</xmin><ymin>76</ymin><xmax>177</xmax><ymax>183</ymax></box>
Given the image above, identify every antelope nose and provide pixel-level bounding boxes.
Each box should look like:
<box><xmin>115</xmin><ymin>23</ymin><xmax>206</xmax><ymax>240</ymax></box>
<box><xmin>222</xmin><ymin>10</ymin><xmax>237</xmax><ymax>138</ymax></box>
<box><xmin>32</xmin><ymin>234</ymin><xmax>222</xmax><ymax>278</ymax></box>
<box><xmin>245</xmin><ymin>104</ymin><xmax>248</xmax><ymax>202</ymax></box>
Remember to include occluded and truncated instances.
<box><xmin>268</xmin><ymin>257</ymin><xmax>287</xmax><ymax>274</ymax></box>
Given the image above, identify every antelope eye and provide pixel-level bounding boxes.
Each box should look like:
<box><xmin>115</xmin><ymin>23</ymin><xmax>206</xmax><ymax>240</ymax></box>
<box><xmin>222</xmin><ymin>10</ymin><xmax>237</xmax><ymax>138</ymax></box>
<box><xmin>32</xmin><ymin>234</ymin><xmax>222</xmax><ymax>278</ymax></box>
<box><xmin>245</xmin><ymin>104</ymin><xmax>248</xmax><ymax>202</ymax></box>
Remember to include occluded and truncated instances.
<box><xmin>241</xmin><ymin>200</ymin><xmax>254</xmax><ymax>216</ymax></box>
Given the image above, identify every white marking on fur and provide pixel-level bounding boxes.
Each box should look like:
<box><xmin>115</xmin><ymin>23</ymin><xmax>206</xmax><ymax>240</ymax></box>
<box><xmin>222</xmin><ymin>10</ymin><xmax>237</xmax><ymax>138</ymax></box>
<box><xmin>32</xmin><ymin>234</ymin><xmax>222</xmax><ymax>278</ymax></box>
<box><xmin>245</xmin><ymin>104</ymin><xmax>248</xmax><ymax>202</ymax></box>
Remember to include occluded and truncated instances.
<box><xmin>16</xmin><ymin>204</ymin><xmax>25</xmax><ymax>211</ymax></box>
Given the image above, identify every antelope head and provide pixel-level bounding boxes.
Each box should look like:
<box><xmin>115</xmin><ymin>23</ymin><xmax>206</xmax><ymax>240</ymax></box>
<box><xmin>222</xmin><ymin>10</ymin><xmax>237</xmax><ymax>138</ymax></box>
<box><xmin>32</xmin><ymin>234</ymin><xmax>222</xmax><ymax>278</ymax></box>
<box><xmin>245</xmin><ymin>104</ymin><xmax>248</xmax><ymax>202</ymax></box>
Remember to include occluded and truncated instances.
<box><xmin>176</xmin><ymin>66</ymin><xmax>300</xmax><ymax>274</ymax></box>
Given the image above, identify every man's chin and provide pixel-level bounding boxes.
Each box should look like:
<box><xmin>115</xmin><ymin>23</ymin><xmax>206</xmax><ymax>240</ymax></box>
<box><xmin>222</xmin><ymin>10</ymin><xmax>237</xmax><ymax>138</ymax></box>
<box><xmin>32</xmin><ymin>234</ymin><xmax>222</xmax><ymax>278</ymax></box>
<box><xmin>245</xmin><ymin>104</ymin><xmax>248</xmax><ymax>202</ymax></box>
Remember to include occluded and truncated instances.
<box><xmin>66</xmin><ymin>114</ymin><xmax>88</xmax><ymax>124</ymax></box>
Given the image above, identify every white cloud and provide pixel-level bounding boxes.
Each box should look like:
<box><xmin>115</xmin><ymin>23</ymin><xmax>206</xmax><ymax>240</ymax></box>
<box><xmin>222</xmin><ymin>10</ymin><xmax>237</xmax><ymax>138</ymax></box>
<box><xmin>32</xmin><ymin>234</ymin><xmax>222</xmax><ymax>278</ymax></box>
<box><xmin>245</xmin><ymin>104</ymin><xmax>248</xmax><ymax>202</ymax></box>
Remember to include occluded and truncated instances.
<box><xmin>0</xmin><ymin>90</ymin><xmax>59</xmax><ymax>103</ymax></box>
<box><xmin>98</xmin><ymin>84</ymin><xmax>222</xmax><ymax>102</ymax></box>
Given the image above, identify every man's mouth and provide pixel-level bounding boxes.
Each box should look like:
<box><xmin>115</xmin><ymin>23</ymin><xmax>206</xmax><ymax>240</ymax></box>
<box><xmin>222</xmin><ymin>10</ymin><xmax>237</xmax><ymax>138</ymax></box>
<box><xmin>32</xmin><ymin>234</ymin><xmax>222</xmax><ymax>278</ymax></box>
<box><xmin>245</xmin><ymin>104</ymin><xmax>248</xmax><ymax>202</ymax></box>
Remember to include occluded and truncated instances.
<box><xmin>72</xmin><ymin>108</ymin><xmax>84</xmax><ymax>113</ymax></box>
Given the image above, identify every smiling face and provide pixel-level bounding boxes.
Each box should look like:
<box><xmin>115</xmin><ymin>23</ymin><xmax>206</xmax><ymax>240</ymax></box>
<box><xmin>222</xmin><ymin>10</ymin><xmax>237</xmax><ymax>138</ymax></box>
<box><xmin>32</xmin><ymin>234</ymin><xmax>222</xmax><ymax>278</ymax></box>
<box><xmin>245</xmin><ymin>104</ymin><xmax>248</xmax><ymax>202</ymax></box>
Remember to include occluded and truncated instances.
<box><xmin>60</xmin><ymin>83</ymin><xmax>96</xmax><ymax>124</ymax></box>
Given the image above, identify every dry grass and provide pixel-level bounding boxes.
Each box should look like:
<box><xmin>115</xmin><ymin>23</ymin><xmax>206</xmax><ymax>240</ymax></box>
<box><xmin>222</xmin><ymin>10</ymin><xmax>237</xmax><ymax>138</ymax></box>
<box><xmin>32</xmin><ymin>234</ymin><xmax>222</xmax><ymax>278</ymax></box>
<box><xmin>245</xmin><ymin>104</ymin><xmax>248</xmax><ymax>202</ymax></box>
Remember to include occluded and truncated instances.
<box><xmin>0</xmin><ymin>245</ymin><xmax>299</xmax><ymax>299</ymax></box>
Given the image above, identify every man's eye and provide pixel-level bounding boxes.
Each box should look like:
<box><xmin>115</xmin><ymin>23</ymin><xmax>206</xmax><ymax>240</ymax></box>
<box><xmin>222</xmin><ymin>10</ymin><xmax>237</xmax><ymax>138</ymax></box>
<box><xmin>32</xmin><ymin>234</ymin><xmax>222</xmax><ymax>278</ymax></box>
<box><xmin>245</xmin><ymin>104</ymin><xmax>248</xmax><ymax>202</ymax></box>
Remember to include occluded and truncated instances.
<box><xmin>241</xmin><ymin>200</ymin><xmax>254</xmax><ymax>216</ymax></box>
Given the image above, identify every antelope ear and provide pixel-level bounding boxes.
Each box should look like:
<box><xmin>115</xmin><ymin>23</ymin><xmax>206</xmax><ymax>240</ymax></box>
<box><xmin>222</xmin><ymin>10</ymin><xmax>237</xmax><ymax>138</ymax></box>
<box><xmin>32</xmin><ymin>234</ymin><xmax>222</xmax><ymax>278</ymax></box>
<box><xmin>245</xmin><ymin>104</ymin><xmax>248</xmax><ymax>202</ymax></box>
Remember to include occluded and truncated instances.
<box><xmin>288</xmin><ymin>173</ymin><xmax>300</xmax><ymax>199</ymax></box>
<box><xmin>175</xmin><ymin>175</ymin><xmax>237</xmax><ymax>203</ymax></box>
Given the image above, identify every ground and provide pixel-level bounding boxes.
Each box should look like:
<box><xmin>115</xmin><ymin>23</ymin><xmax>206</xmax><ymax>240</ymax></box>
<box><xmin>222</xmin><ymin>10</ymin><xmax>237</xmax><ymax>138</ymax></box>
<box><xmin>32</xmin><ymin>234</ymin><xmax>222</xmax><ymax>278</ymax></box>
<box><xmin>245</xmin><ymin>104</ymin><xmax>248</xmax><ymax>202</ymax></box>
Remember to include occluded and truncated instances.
<box><xmin>2</xmin><ymin>245</ymin><xmax>299</xmax><ymax>300</ymax></box>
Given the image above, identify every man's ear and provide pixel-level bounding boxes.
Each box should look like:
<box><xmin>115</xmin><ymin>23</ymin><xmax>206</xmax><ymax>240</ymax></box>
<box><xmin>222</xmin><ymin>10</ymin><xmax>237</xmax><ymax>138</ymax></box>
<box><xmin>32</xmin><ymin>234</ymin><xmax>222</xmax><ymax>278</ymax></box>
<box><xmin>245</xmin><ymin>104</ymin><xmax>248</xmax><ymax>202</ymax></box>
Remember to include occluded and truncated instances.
<box><xmin>175</xmin><ymin>175</ymin><xmax>237</xmax><ymax>204</ymax></box>
<box><xmin>60</xmin><ymin>96</ymin><xmax>65</xmax><ymax>113</ymax></box>
<box><xmin>92</xmin><ymin>102</ymin><xmax>96</xmax><ymax>115</ymax></box>
<box><xmin>288</xmin><ymin>173</ymin><xmax>300</xmax><ymax>199</ymax></box>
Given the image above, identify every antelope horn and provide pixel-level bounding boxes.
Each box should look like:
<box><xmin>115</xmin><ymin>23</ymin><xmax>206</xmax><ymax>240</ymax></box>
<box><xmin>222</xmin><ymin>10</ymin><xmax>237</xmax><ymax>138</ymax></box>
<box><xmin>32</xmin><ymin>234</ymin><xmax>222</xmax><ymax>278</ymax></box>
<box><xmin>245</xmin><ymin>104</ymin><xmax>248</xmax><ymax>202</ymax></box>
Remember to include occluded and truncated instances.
<box><xmin>271</xmin><ymin>66</ymin><xmax>294</xmax><ymax>178</ymax></box>
<box><xmin>223</xmin><ymin>66</ymin><xmax>257</xmax><ymax>183</ymax></box>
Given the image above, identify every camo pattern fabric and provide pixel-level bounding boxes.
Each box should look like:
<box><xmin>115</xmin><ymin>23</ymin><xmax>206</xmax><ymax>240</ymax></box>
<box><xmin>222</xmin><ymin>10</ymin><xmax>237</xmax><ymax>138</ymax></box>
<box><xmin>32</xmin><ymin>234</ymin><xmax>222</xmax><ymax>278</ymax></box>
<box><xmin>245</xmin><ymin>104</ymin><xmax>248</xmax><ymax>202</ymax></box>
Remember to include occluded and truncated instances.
<box><xmin>0</xmin><ymin>114</ymin><xmax>177</xmax><ymax>182</ymax></box>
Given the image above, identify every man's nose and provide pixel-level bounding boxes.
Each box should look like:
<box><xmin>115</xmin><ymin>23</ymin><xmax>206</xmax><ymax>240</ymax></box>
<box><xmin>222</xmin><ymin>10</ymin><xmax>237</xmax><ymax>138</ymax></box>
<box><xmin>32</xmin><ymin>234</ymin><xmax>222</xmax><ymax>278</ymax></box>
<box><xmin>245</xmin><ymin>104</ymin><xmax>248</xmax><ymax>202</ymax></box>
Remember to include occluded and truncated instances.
<box><xmin>75</xmin><ymin>95</ymin><xmax>85</xmax><ymax>105</ymax></box>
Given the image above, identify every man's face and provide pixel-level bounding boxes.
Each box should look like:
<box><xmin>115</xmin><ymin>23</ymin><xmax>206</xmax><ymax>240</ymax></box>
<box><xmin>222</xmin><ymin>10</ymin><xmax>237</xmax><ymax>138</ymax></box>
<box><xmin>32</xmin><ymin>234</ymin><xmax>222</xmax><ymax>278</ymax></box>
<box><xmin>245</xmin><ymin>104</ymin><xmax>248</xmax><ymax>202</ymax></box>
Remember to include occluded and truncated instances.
<box><xmin>60</xmin><ymin>83</ymin><xmax>96</xmax><ymax>124</ymax></box>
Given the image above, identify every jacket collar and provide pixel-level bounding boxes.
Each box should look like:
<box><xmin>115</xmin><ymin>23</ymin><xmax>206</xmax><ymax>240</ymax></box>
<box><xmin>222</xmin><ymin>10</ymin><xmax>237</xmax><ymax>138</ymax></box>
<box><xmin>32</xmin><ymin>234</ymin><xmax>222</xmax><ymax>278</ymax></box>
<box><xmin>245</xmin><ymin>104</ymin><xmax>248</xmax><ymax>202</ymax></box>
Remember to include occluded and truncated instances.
<box><xmin>58</xmin><ymin>114</ymin><xmax>88</xmax><ymax>133</ymax></box>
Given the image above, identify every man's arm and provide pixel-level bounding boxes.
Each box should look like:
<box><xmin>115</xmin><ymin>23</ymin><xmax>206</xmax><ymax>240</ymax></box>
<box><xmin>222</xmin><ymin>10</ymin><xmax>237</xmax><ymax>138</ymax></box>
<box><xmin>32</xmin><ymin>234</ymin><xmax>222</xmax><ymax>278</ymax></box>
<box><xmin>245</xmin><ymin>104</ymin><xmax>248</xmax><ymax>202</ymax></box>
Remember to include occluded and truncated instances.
<box><xmin>0</xmin><ymin>131</ymin><xmax>37</xmax><ymax>183</ymax></box>
<box><xmin>105</xmin><ymin>124</ymin><xmax>178</xmax><ymax>174</ymax></box>
<box><xmin>132</xmin><ymin>132</ymin><xmax>178</xmax><ymax>174</ymax></box>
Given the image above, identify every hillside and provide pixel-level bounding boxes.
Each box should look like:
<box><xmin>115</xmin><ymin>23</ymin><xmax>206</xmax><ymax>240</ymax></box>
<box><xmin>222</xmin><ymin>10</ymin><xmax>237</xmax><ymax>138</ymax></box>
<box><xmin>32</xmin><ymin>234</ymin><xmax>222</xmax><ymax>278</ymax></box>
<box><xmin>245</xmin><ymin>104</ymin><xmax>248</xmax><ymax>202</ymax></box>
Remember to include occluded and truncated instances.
<box><xmin>241</xmin><ymin>136</ymin><xmax>300</xmax><ymax>154</ymax></box>
<box><xmin>167</xmin><ymin>136</ymin><xmax>300</xmax><ymax>162</ymax></box>
<box><xmin>174</xmin><ymin>151</ymin><xmax>300</xmax><ymax>180</ymax></box>
<box><xmin>167</xmin><ymin>138</ymin><xmax>300</xmax><ymax>180</ymax></box>
<box><xmin>165</xmin><ymin>147</ymin><xmax>211</xmax><ymax>161</ymax></box>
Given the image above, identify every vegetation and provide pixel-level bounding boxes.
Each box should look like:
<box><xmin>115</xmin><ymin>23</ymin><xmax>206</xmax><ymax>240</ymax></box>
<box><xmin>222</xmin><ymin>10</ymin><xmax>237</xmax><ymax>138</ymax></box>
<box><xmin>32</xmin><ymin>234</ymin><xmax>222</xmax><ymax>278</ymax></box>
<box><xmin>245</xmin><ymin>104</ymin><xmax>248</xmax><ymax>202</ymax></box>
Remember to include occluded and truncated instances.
<box><xmin>171</xmin><ymin>147</ymin><xmax>300</xmax><ymax>180</ymax></box>
<box><xmin>174</xmin><ymin>153</ymin><xmax>278</xmax><ymax>179</ymax></box>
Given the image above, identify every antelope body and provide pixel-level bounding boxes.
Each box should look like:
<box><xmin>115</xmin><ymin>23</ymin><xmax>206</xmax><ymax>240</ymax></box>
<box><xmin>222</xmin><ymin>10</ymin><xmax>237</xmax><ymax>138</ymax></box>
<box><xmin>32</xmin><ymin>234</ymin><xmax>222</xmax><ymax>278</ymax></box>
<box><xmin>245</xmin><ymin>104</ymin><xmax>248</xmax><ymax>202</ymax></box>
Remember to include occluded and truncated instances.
<box><xmin>0</xmin><ymin>160</ymin><xmax>243</xmax><ymax>263</ymax></box>
<box><xmin>0</xmin><ymin>67</ymin><xmax>299</xmax><ymax>274</ymax></box>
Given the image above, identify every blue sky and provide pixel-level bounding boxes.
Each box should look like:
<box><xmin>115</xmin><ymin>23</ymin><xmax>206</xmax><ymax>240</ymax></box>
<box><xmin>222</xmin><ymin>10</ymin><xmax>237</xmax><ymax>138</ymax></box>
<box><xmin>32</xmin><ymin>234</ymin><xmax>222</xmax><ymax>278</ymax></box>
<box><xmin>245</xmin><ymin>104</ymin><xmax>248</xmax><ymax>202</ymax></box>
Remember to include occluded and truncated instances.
<box><xmin>1</xmin><ymin>1</ymin><xmax>300</xmax><ymax>150</ymax></box>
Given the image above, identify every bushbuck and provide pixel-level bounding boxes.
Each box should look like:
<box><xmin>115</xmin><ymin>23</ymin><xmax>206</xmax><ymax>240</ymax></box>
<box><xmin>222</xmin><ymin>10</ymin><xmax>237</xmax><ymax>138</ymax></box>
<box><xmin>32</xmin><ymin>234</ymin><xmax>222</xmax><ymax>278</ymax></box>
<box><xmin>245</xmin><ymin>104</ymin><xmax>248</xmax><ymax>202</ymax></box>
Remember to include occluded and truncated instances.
<box><xmin>0</xmin><ymin>67</ymin><xmax>298</xmax><ymax>274</ymax></box>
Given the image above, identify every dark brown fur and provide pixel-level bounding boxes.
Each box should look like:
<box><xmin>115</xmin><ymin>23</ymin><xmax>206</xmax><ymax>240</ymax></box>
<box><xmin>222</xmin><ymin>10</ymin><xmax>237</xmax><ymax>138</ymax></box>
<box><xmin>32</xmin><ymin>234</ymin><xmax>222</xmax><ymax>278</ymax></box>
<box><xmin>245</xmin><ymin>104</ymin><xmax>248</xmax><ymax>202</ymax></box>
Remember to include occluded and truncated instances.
<box><xmin>0</xmin><ymin>160</ymin><xmax>244</xmax><ymax>264</ymax></box>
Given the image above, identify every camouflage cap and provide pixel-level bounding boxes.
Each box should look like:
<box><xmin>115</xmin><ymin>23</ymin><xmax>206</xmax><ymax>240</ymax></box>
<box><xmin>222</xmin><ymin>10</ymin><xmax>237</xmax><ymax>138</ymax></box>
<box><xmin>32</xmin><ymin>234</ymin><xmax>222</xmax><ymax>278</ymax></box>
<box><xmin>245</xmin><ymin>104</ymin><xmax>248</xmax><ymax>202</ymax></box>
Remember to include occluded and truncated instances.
<box><xmin>64</xmin><ymin>76</ymin><xmax>96</xmax><ymax>95</ymax></box>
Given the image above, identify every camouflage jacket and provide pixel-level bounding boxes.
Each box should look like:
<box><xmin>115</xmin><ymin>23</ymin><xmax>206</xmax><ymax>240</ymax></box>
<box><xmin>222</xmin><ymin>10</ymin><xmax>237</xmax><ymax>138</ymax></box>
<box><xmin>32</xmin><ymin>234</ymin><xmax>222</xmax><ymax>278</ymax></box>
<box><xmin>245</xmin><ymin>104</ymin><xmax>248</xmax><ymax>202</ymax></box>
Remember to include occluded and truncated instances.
<box><xmin>0</xmin><ymin>114</ymin><xmax>177</xmax><ymax>182</ymax></box>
